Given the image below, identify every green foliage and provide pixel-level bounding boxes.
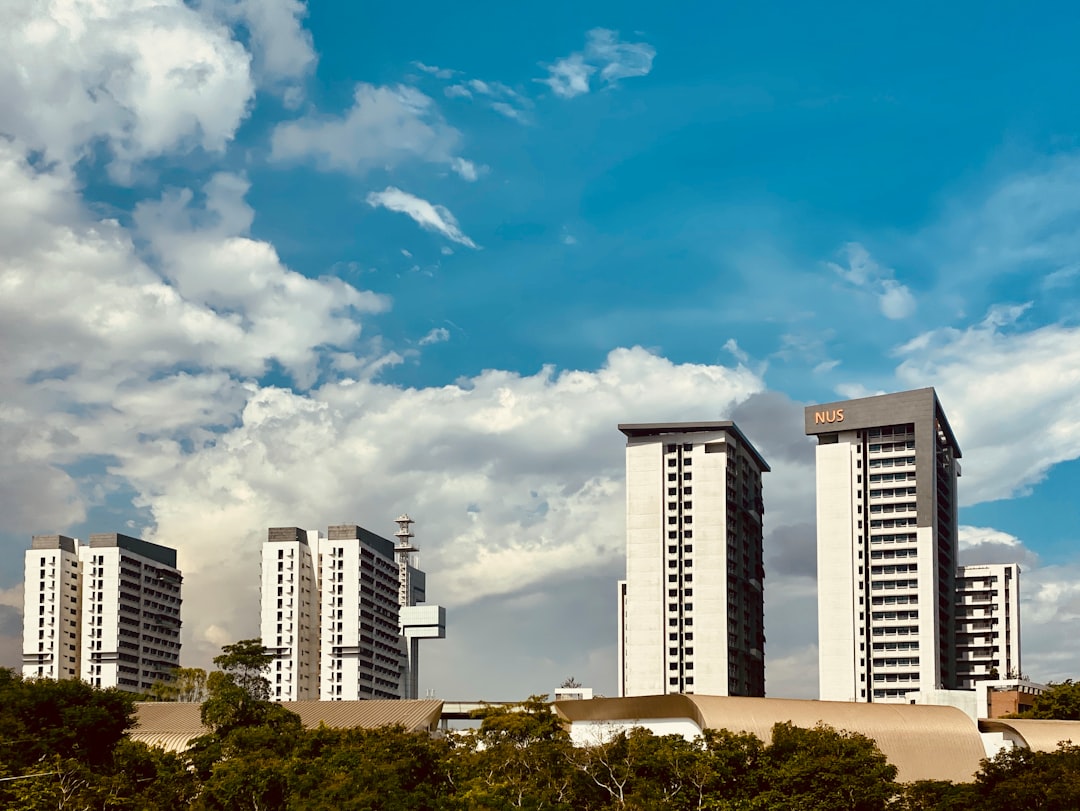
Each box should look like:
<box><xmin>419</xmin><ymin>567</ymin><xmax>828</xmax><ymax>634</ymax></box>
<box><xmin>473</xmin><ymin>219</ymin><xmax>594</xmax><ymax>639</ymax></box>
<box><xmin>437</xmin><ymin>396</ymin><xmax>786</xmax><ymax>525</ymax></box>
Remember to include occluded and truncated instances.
<box><xmin>150</xmin><ymin>667</ymin><xmax>210</xmax><ymax>702</ymax></box>
<box><xmin>0</xmin><ymin>669</ymin><xmax>135</xmax><ymax>771</ymax></box>
<box><xmin>213</xmin><ymin>639</ymin><xmax>273</xmax><ymax>701</ymax></box>
<box><xmin>8</xmin><ymin>660</ymin><xmax>1080</xmax><ymax>811</ymax></box>
<box><xmin>755</xmin><ymin>722</ymin><xmax>899</xmax><ymax>810</ymax></box>
<box><xmin>967</xmin><ymin>743</ymin><xmax>1080</xmax><ymax>811</ymax></box>
<box><xmin>1015</xmin><ymin>679</ymin><xmax>1080</xmax><ymax>720</ymax></box>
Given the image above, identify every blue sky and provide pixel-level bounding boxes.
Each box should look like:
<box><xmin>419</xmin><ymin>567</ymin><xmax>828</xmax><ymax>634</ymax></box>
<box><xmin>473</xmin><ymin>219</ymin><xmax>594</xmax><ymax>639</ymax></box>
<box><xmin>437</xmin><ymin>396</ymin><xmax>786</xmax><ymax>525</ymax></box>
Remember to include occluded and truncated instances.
<box><xmin>3</xmin><ymin>0</ymin><xmax>1080</xmax><ymax>698</ymax></box>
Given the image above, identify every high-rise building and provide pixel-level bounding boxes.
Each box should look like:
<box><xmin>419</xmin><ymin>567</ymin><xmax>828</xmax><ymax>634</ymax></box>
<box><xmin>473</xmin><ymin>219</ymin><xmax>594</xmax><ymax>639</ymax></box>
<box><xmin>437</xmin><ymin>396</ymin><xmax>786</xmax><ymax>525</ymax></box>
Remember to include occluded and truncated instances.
<box><xmin>261</xmin><ymin>527</ymin><xmax>321</xmax><ymax>700</ymax></box>
<box><xmin>617</xmin><ymin>422</ymin><xmax>769</xmax><ymax>698</ymax></box>
<box><xmin>320</xmin><ymin>524</ymin><xmax>405</xmax><ymax>701</ymax></box>
<box><xmin>23</xmin><ymin>533</ymin><xmax>182</xmax><ymax>694</ymax></box>
<box><xmin>261</xmin><ymin>519</ymin><xmax>445</xmax><ymax>702</ymax></box>
<box><xmin>955</xmin><ymin>563</ymin><xmax>1021</xmax><ymax>688</ymax></box>
<box><xmin>23</xmin><ymin>535</ymin><xmax>81</xmax><ymax>682</ymax></box>
<box><xmin>805</xmin><ymin>388</ymin><xmax>961</xmax><ymax>703</ymax></box>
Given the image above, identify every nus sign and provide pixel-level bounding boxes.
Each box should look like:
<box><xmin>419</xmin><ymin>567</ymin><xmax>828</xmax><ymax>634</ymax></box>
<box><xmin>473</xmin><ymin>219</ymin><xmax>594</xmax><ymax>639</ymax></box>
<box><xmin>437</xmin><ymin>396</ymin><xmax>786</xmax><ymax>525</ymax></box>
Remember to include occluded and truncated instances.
<box><xmin>814</xmin><ymin>408</ymin><xmax>845</xmax><ymax>425</ymax></box>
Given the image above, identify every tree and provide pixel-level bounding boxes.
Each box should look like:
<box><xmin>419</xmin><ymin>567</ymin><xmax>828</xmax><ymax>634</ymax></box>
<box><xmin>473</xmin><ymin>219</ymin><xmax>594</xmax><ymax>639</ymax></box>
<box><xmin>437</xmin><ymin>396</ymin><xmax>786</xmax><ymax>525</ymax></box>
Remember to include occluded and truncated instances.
<box><xmin>457</xmin><ymin>696</ymin><xmax>583</xmax><ymax>809</ymax></box>
<box><xmin>213</xmin><ymin>639</ymin><xmax>272</xmax><ymax>701</ymax></box>
<box><xmin>1014</xmin><ymin>679</ymin><xmax>1080</xmax><ymax>720</ymax></box>
<box><xmin>149</xmin><ymin>667</ymin><xmax>209</xmax><ymax>702</ymax></box>
<box><xmin>0</xmin><ymin>669</ymin><xmax>135</xmax><ymax>772</ymax></box>
<box><xmin>966</xmin><ymin>743</ymin><xmax>1080</xmax><ymax>810</ymax></box>
<box><xmin>755</xmin><ymin>722</ymin><xmax>899</xmax><ymax>810</ymax></box>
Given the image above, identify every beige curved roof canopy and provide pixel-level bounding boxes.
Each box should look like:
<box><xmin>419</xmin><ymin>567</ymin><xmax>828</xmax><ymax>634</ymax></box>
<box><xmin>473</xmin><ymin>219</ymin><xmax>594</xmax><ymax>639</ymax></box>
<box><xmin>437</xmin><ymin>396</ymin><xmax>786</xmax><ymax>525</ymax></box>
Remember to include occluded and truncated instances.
<box><xmin>555</xmin><ymin>694</ymin><xmax>987</xmax><ymax>783</ymax></box>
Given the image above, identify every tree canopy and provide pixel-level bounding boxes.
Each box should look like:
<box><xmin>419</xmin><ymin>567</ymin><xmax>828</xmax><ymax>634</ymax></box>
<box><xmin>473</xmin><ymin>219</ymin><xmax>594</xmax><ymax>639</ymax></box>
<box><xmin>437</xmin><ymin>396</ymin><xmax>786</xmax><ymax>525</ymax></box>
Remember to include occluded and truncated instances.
<box><xmin>5</xmin><ymin>656</ymin><xmax>1080</xmax><ymax>809</ymax></box>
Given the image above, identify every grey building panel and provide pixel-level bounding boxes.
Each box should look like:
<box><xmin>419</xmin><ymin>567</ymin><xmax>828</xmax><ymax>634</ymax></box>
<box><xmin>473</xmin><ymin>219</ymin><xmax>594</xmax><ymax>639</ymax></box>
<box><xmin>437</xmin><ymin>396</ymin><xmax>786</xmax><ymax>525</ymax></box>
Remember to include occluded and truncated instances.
<box><xmin>268</xmin><ymin>527</ymin><xmax>309</xmax><ymax>543</ymax></box>
<box><xmin>327</xmin><ymin>524</ymin><xmax>396</xmax><ymax>559</ymax></box>
<box><xmin>88</xmin><ymin>533</ymin><xmax>178</xmax><ymax>568</ymax></box>
<box><xmin>31</xmin><ymin>534</ymin><xmax>77</xmax><ymax>553</ymax></box>
<box><xmin>618</xmin><ymin>421</ymin><xmax>771</xmax><ymax>472</ymax></box>
<box><xmin>803</xmin><ymin>387</ymin><xmax>961</xmax><ymax>457</ymax></box>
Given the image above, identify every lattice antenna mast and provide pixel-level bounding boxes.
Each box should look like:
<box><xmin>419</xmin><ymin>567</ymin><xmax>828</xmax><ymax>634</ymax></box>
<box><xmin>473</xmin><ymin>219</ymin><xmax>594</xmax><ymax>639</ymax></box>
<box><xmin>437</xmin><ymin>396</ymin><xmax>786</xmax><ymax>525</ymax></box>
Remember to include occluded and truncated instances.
<box><xmin>394</xmin><ymin>514</ymin><xmax>418</xmax><ymax>608</ymax></box>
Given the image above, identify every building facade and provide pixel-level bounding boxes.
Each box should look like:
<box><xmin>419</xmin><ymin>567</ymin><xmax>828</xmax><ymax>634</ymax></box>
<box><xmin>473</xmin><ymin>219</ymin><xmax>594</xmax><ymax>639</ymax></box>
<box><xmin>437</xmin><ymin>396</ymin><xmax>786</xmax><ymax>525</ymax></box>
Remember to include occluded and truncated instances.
<box><xmin>23</xmin><ymin>533</ymin><xmax>182</xmax><ymax>694</ymax></box>
<box><xmin>805</xmin><ymin>388</ymin><xmax>961</xmax><ymax>702</ymax></box>
<box><xmin>955</xmin><ymin>563</ymin><xmax>1021</xmax><ymax>689</ymax></box>
<box><xmin>23</xmin><ymin>535</ymin><xmax>81</xmax><ymax>682</ymax></box>
<box><xmin>617</xmin><ymin>422</ymin><xmax>769</xmax><ymax>698</ymax></box>
<box><xmin>261</xmin><ymin>520</ymin><xmax>445</xmax><ymax>702</ymax></box>
<box><xmin>261</xmin><ymin>527</ymin><xmax>321</xmax><ymax>700</ymax></box>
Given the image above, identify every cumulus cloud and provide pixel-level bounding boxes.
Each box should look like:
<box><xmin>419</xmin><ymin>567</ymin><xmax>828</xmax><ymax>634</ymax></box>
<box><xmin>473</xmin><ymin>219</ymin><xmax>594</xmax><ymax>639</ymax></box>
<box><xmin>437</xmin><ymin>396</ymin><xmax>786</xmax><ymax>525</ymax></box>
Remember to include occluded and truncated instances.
<box><xmin>828</xmin><ymin>242</ymin><xmax>917</xmax><ymax>319</ymax></box>
<box><xmin>93</xmin><ymin>348</ymin><xmax>765</xmax><ymax>672</ymax></box>
<box><xmin>539</xmin><ymin>29</ymin><xmax>656</xmax><ymax>98</ymax></box>
<box><xmin>198</xmin><ymin>0</ymin><xmax>316</xmax><ymax>96</ymax></box>
<box><xmin>895</xmin><ymin>311</ymin><xmax>1080</xmax><ymax>504</ymax></box>
<box><xmin>0</xmin><ymin>0</ymin><xmax>256</xmax><ymax>178</ymax></box>
<box><xmin>0</xmin><ymin>142</ymin><xmax>388</xmax><ymax>549</ymax></box>
<box><xmin>366</xmin><ymin>187</ymin><xmax>478</xmax><ymax>248</ymax></box>
<box><xmin>270</xmin><ymin>84</ymin><xmax>471</xmax><ymax>176</ymax></box>
<box><xmin>959</xmin><ymin>525</ymin><xmax>1040</xmax><ymax>568</ymax></box>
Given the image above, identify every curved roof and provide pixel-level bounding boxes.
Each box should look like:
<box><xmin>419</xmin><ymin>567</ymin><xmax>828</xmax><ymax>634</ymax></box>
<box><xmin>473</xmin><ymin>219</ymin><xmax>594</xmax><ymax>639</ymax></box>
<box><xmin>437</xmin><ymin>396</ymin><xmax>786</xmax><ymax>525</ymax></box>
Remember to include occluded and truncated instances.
<box><xmin>131</xmin><ymin>699</ymin><xmax>444</xmax><ymax>753</ymax></box>
<box><xmin>980</xmin><ymin>719</ymin><xmax>1080</xmax><ymax>752</ymax></box>
<box><xmin>554</xmin><ymin>694</ymin><xmax>986</xmax><ymax>783</ymax></box>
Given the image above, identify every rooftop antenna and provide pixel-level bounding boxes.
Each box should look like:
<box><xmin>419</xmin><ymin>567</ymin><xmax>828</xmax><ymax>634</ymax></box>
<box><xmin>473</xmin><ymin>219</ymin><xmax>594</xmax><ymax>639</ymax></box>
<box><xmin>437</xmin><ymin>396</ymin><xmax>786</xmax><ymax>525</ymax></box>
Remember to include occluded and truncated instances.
<box><xmin>395</xmin><ymin>514</ymin><xmax>418</xmax><ymax>608</ymax></box>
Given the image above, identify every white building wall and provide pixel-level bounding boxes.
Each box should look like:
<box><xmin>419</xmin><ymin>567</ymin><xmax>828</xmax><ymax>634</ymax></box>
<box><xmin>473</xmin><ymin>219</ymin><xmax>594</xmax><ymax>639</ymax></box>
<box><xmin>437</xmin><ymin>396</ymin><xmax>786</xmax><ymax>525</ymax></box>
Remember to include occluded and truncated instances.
<box><xmin>619</xmin><ymin>424</ymin><xmax>767</xmax><ymax>698</ymax></box>
<box><xmin>319</xmin><ymin>529</ymin><xmax>404</xmax><ymax>701</ymax></box>
<box><xmin>262</xmin><ymin>529</ymin><xmax>320</xmax><ymax>701</ymax></box>
<box><xmin>22</xmin><ymin>539</ymin><xmax>80</xmax><ymax>681</ymax></box>
<box><xmin>78</xmin><ymin>538</ymin><xmax>182</xmax><ymax>694</ymax></box>
<box><xmin>623</xmin><ymin>441</ymin><xmax>665</xmax><ymax>696</ymax></box>
<box><xmin>809</xmin><ymin>389</ymin><xmax>961</xmax><ymax>704</ymax></box>
<box><xmin>691</xmin><ymin>440</ymin><xmax>729</xmax><ymax>695</ymax></box>
<box><xmin>816</xmin><ymin>441</ymin><xmax>860</xmax><ymax>702</ymax></box>
<box><xmin>956</xmin><ymin>564</ymin><xmax>1021</xmax><ymax>687</ymax></box>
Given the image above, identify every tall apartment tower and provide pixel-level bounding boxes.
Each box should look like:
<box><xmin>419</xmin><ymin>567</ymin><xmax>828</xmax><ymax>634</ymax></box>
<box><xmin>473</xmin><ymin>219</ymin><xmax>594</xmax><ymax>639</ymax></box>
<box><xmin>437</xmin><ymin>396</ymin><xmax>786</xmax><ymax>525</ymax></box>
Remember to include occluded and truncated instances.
<box><xmin>261</xmin><ymin>527</ymin><xmax>321</xmax><ymax>700</ymax></box>
<box><xmin>617</xmin><ymin>422</ymin><xmax>769</xmax><ymax>698</ymax></box>
<box><xmin>23</xmin><ymin>535</ymin><xmax>81</xmax><ymax>681</ymax></box>
<box><xmin>805</xmin><ymin>388</ymin><xmax>961</xmax><ymax>703</ymax></box>
<box><xmin>261</xmin><ymin>520</ymin><xmax>444</xmax><ymax>701</ymax></box>
<box><xmin>23</xmin><ymin>533</ymin><xmax>182</xmax><ymax>694</ymax></box>
<box><xmin>955</xmin><ymin>563</ymin><xmax>1021</xmax><ymax>688</ymax></box>
<box><xmin>320</xmin><ymin>524</ymin><xmax>404</xmax><ymax>701</ymax></box>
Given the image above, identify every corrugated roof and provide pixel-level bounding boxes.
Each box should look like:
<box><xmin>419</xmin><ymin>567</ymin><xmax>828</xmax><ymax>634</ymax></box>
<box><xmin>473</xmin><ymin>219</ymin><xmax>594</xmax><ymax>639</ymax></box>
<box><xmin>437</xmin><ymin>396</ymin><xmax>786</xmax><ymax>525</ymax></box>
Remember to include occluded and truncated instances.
<box><xmin>554</xmin><ymin>694</ymin><xmax>987</xmax><ymax>783</ymax></box>
<box><xmin>981</xmin><ymin>718</ymin><xmax>1080</xmax><ymax>752</ymax></box>
<box><xmin>131</xmin><ymin>699</ymin><xmax>444</xmax><ymax>753</ymax></box>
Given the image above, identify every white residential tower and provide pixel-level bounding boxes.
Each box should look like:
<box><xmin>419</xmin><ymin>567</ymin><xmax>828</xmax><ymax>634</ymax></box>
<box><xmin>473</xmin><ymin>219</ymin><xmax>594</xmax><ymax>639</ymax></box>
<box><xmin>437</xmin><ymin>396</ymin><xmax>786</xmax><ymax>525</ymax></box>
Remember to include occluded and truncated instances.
<box><xmin>618</xmin><ymin>422</ymin><xmax>769</xmax><ymax>698</ymax></box>
<box><xmin>806</xmin><ymin>388</ymin><xmax>961</xmax><ymax>702</ymax></box>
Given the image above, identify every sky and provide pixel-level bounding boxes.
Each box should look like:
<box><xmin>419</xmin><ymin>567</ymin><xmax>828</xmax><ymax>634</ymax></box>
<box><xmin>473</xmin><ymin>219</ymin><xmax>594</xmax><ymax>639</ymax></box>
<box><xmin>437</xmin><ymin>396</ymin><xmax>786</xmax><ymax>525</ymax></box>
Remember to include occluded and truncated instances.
<box><xmin>3</xmin><ymin>0</ymin><xmax>1080</xmax><ymax>700</ymax></box>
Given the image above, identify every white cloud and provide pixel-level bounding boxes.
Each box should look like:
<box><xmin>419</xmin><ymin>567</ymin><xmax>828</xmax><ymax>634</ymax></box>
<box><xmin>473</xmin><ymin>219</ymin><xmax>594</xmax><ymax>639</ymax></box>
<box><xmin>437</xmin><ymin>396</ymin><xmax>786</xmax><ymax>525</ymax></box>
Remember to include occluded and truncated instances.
<box><xmin>539</xmin><ymin>29</ymin><xmax>656</xmax><ymax>99</ymax></box>
<box><xmin>958</xmin><ymin>526</ymin><xmax>1040</xmax><ymax>567</ymax></box>
<box><xmin>270</xmin><ymin>84</ymin><xmax>468</xmax><ymax>176</ymax></box>
<box><xmin>0</xmin><ymin>142</ymin><xmax>389</xmax><ymax>521</ymax></box>
<box><xmin>828</xmin><ymin>242</ymin><xmax>917</xmax><ymax>319</ymax></box>
<box><xmin>491</xmin><ymin>101</ymin><xmax>528</xmax><ymax>122</ymax></box>
<box><xmin>413</xmin><ymin>61</ymin><xmax>457</xmax><ymax>80</ymax></box>
<box><xmin>198</xmin><ymin>0</ymin><xmax>316</xmax><ymax>96</ymax></box>
<box><xmin>896</xmin><ymin>312</ymin><xmax>1080</xmax><ymax>504</ymax></box>
<box><xmin>419</xmin><ymin>327</ymin><xmax>450</xmax><ymax>346</ymax></box>
<box><xmin>105</xmin><ymin>347</ymin><xmax>764</xmax><ymax>670</ymax></box>
<box><xmin>366</xmin><ymin>187</ymin><xmax>478</xmax><ymax>248</ymax></box>
<box><xmin>0</xmin><ymin>0</ymin><xmax>255</xmax><ymax>176</ymax></box>
<box><xmin>450</xmin><ymin>157</ymin><xmax>481</xmax><ymax>182</ymax></box>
